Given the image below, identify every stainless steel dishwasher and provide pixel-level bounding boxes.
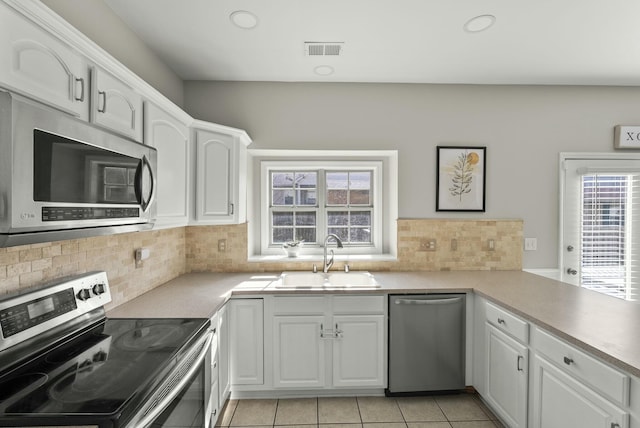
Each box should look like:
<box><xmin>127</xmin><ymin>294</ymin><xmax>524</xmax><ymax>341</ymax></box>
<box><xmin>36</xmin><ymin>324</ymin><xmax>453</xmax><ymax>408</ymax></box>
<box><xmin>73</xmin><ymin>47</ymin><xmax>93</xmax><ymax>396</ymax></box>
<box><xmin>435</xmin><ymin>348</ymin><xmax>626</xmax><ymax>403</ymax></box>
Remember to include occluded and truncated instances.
<box><xmin>386</xmin><ymin>294</ymin><xmax>465</xmax><ymax>395</ymax></box>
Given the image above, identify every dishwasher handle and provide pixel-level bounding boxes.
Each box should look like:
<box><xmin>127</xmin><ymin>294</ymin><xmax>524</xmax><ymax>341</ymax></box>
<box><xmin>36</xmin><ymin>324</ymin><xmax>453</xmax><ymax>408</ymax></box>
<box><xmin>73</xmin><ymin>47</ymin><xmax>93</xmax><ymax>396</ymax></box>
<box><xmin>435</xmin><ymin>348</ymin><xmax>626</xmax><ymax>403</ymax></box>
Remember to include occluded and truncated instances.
<box><xmin>394</xmin><ymin>297</ymin><xmax>463</xmax><ymax>305</ymax></box>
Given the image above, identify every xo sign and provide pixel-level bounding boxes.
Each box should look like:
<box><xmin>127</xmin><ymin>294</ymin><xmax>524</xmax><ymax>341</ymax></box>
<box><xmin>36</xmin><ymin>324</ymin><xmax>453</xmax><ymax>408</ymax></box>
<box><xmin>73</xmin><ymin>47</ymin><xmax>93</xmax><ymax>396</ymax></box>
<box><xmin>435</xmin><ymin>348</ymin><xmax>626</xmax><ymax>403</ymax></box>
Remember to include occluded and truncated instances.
<box><xmin>614</xmin><ymin>125</ymin><xmax>640</xmax><ymax>149</ymax></box>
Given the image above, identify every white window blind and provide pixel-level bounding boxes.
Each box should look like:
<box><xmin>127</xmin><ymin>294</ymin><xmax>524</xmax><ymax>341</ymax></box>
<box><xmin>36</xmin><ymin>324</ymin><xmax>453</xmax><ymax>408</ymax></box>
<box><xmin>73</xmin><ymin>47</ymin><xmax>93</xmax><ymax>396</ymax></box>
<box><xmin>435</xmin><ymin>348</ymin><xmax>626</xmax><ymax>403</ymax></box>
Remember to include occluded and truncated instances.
<box><xmin>562</xmin><ymin>156</ymin><xmax>640</xmax><ymax>301</ymax></box>
<box><xmin>580</xmin><ymin>174</ymin><xmax>637</xmax><ymax>299</ymax></box>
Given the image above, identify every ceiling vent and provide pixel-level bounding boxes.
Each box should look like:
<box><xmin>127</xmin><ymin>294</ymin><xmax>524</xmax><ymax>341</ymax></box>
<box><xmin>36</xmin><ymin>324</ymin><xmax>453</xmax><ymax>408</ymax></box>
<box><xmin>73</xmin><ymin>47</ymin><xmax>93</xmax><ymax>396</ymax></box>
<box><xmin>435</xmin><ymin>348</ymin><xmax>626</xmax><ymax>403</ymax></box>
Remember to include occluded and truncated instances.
<box><xmin>304</xmin><ymin>42</ymin><xmax>344</xmax><ymax>56</ymax></box>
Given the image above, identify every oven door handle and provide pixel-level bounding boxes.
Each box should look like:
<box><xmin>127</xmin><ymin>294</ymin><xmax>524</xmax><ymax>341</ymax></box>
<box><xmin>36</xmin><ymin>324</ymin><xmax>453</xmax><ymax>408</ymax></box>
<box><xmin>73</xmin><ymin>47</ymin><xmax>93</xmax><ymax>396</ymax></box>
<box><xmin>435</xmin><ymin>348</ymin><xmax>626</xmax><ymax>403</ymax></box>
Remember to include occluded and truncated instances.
<box><xmin>130</xmin><ymin>331</ymin><xmax>213</xmax><ymax>428</ymax></box>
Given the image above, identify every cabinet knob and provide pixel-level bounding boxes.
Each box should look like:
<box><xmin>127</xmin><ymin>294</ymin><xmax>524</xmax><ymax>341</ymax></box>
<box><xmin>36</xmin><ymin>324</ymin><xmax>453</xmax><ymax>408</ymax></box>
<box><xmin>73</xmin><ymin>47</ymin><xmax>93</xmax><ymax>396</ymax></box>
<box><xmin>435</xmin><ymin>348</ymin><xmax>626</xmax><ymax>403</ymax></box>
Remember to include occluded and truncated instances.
<box><xmin>497</xmin><ymin>318</ymin><xmax>505</xmax><ymax>325</ymax></box>
<box><xmin>563</xmin><ymin>356</ymin><xmax>574</xmax><ymax>365</ymax></box>
<box><xmin>566</xmin><ymin>268</ymin><xmax>577</xmax><ymax>276</ymax></box>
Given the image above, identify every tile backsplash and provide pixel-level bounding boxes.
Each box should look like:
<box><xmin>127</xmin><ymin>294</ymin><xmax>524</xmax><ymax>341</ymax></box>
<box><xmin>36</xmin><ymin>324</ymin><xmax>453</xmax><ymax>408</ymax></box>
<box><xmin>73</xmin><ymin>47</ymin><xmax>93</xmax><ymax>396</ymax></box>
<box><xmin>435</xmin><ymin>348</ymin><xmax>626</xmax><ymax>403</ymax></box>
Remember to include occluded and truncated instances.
<box><xmin>0</xmin><ymin>219</ymin><xmax>522</xmax><ymax>308</ymax></box>
<box><xmin>0</xmin><ymin>228</ymin><xmax>186</xmax><ymax>310</ymax></box>
<box><xmin>186</xmin><ymin>219</ymin><xmax>523</xmax><ymax>273</ymax></box>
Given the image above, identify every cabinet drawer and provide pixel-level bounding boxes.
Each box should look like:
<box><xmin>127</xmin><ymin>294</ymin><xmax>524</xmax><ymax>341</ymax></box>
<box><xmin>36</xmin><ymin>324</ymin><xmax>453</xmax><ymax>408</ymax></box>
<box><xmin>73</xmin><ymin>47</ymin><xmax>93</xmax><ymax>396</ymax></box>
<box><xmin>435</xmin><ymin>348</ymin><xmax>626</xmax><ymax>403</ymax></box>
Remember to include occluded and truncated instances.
<box><xmin>486</xmin><ymin>302</ymin><xmax>529</xmax><ymax>343</ymax></box>
<box><xmin>273</xmin><ymin>296</ymin><xmax>325</xmax><ymax>314</ymax></box>
<box><xmin>533</xmin><ymin>327</ymin><xmax>629</xmax><ymax>405</ymax></box>
<box><xmin>333</xmin><ymin>295</ymin><xmax>384</xmax><ymax>314</ymax></box>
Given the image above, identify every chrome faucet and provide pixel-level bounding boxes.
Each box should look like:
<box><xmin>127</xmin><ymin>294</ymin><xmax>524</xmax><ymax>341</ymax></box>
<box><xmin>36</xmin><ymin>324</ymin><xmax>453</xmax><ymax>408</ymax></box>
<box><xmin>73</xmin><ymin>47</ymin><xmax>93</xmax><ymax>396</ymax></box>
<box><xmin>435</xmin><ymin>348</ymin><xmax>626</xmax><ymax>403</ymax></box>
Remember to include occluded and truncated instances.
<box><xmin>323</xmin><ymin>234</ymin><xmax>343</xmax><ymax>273</ymax></box>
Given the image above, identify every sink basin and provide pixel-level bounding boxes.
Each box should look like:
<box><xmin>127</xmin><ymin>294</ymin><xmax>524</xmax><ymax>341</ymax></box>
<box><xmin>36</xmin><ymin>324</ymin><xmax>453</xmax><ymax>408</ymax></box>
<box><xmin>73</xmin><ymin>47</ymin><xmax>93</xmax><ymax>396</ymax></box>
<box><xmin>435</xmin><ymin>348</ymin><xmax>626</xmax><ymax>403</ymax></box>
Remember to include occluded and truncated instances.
<box><xmin>277</xmin><ymin>272</ymin><xmax>327</xmax><ymax>287</ymax></box>
<box><xmin>327</xmin><ymin>272</ymin><xmax>379</xmax><ymax>287</ymax></box>
<box><xmin>273</xmin><ymin>271</ymin><xmax>380</xmax><ymax>288</ymax></box>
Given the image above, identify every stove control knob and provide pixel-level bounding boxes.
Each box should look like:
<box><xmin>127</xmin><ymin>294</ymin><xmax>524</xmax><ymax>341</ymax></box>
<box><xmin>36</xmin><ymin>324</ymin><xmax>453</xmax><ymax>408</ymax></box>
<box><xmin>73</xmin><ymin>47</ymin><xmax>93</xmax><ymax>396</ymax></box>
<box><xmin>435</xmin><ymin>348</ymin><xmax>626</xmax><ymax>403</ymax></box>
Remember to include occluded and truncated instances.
<box><xmin>92</xmin><ymin>283</ymin><xmax>106</xmax><ymax>296</ymax></box>
<box><xmin>77</xmin><ymin>288</ymin><xmax>92</xmax><ymax>301</ymax></box>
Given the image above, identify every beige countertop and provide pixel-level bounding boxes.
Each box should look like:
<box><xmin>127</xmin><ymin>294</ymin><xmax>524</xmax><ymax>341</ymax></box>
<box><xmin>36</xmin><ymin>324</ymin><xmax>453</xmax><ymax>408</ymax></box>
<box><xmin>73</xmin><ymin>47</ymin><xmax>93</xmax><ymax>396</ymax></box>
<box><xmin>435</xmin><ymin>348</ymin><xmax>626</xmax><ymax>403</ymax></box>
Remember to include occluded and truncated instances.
<box><xmin>107</xmin><ymin>270</ymin><xmax>640</xmax><ymax>378</ymax></box>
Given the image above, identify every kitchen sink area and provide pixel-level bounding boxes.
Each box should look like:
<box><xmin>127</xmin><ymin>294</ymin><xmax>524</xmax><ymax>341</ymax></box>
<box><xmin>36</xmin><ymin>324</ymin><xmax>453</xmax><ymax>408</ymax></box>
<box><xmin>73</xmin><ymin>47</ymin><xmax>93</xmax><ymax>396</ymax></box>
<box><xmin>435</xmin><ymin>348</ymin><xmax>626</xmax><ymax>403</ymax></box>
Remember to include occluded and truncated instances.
<box><xmin>273</xmin><ymin>271</ymin><xmax>381</xmax><ymax>288</ymax></box>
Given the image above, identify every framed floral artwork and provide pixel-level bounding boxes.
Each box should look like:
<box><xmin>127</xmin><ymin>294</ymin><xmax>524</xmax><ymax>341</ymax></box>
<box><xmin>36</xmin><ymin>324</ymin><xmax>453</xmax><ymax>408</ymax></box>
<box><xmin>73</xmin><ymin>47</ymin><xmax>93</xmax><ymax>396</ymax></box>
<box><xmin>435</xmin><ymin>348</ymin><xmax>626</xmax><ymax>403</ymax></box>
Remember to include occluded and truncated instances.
<box><xmin>436</xmin><ymin>146</ymin><xmax>486</xmax><ymax>212</ymax></box>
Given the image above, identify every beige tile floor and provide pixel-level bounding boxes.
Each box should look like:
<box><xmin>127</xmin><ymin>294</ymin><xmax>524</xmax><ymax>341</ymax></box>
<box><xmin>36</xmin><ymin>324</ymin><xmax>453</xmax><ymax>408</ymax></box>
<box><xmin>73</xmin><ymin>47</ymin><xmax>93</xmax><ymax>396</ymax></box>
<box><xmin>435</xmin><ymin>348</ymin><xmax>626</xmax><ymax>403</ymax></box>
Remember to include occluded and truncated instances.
<box><xmin>215</xmin><ymin>394</ymin><xmax>505</xmax><ymax>428</ymax></box>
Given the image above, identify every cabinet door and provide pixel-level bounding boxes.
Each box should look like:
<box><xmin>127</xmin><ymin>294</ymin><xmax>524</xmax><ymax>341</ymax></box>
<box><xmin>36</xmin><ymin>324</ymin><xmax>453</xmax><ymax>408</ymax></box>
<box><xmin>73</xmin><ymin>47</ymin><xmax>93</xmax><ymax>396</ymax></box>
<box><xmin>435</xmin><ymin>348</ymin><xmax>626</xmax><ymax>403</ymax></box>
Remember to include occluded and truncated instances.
<box><xmin>332</xmin><ymin>315</ymin><xmax>385</xmax><ymax>388</ymax></box>
<box><xmin>229</xmin><ymin>299</ymin><xmax>263</xmax><ymax>385</ymax></box>
<box><xmin>195</xmin><ymin>129</ymin><xmax>234</xmax><ymax>222</ymax></box>
<box><xmin>0</xmin><ymin>3</ymin><xmax>88</xmax><ymax>118</ymax></box>
<box><xmin>532</xmin><ymin>355</ymin><xmax>628</xmax><ymax>428</ymax></box>
<box><xmin>273</xmin><ymin>316</ymin><xmax>326</xmax><ymax>388</ymax></box>
<box><xmin>217</xmin><ymin>304</ymin><xmax>230</xmax><ymax>406</ymax></box>
<box><xmin>485</xmin><ymin>324</ymin><xmax>528</xmax><ymax>428</ymax></box>
<box><xmin>144</xmin><ymin>102</ymin><xmax>189</xmax><ymax>227</ymax></box>
<box><xmin>91</xmin><ymin>66</ymin><xmax>143</xmax><ymax>142</ymax></box>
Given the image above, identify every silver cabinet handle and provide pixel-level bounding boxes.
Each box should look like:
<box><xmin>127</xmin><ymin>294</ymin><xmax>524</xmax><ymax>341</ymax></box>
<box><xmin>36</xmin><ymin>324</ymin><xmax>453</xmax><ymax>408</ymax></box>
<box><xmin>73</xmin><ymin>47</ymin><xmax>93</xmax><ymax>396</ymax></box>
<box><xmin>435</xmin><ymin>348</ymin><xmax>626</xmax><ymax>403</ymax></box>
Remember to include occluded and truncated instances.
<box><xmin>335</xmin><ymin>323</ymin><xmax>343</xmax><ymax>338</ymax></box>
<box><xmin>74</xmin><ymin>77</ymin><xmax>85</xmax><ymax>102</ymax></box>
<box><xmin>566</xmin><ymin>268</ymin><xmax>577</xmax><ymax>276</ymax></box>
<box><xmin>563</xmin><ymin>356</ymin><xmax>574</xmax><ymax>365</ymax></box>
<box><xmin>230</xmin><ymin>203</ymin><xmax>234</xmax><ymax>215</ymax></box>
<box><xmin>394</xmin><ymin>297</ymin><xmax>462</xmax><ymax>305</ymax></box>
<box><xmin>497</xmin><ymin>318</ymin><xmax>506</xmax><ymax>325</ymax></box>
<box><xmin>611</xmin><ymin>423</ymin><xmax>620</xmax><ymax>428</ymax></box>
<box><xmin>98</xmin><ymin>90</ymin><xmax>107</xmax><ymax>113</ymax></box>
<box><xmin>517</xmin><ymin>355</ymin><xmax>524</xmax><ymax>372</ymax></box>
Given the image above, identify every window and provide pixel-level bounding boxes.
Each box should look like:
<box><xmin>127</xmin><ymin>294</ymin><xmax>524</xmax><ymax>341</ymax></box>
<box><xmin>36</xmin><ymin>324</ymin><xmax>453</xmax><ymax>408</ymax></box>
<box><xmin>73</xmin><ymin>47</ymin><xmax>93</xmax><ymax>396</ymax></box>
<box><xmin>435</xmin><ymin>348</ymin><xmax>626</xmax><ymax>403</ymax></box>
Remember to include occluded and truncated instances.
<box><xmin>248</xmin><ymin>150</ymin><xmax>397</xmax><ymax>258</ymax></box>
<box><xmin>561</xmin><ymin>155</ymin><xmax>640</xmax><ymax>301</ymax></box>
<box><xmin>269</xmin><ymin>170</ymin><xmax>373</xmax><ymax>246</ymax></box>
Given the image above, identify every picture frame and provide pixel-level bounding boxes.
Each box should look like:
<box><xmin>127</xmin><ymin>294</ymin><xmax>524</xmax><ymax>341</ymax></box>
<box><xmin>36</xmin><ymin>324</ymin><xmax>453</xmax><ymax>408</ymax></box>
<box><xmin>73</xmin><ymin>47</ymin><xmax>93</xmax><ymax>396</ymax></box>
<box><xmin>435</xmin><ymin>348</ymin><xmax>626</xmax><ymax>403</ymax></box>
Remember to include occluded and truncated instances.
<box><xmin>436</xmin><ymin>146</ymin><xmax>486</xmax><ymax>212</ymax></box>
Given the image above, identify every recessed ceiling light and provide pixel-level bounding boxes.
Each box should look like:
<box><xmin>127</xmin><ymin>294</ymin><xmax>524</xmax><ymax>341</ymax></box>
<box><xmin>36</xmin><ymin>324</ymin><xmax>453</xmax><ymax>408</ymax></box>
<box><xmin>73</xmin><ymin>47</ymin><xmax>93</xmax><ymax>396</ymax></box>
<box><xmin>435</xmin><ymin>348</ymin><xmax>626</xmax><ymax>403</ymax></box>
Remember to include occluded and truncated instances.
<box><xmin>464</xmin><ymin>14</ymin><xmax>496</xmax><ymax>33</ymax></box>
<box><xmin>314</xmin><ymin>65</ymin><xmax>335</xmax><ymax>76</ymax></box>
<box><xmin>230</xmin><ymin>10</ymin><xmax>258</xmax><ymax>29</ymax></box>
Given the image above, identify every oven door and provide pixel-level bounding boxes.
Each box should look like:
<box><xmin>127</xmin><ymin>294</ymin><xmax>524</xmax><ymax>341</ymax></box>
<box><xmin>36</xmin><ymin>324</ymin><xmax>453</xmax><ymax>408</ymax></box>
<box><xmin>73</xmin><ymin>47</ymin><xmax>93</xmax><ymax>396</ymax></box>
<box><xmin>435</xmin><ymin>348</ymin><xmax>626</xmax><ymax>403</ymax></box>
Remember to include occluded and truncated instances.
<box><xmin>125</xmin><ymin>331</ymin><xmax>213</xmax><ymax>428</ymax></box>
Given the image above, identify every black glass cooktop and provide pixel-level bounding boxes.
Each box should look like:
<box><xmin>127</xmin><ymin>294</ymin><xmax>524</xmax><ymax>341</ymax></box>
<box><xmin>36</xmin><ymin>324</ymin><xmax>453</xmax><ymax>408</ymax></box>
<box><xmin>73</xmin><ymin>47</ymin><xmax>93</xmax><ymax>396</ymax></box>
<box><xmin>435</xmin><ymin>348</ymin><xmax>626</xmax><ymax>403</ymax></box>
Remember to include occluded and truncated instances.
<box><xmin>0</xmin><ymin>317</ymin><xmax>208</xmax><ymax>426</ymax></box>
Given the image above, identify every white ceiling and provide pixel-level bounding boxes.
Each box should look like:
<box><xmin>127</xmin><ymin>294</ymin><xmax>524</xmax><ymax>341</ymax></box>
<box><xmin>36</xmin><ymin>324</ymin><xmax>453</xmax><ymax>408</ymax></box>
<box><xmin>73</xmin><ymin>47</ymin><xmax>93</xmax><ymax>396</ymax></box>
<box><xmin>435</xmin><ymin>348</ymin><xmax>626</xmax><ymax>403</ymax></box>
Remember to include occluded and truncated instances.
<box><xmin>105</xmin><ymin>0</ymin><xmax>640</xmax><ymax>86</ymax></box>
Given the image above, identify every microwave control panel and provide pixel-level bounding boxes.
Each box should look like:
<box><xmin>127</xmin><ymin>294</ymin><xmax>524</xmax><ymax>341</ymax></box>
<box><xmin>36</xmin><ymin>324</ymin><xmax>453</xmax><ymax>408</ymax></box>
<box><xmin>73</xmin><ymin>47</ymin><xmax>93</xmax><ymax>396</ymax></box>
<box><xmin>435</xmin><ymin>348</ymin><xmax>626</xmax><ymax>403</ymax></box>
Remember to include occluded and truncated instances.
<box><xmin>42</xmin><ymin>207</ymin><xmax>140</xmax><ymax>221</ymax></box>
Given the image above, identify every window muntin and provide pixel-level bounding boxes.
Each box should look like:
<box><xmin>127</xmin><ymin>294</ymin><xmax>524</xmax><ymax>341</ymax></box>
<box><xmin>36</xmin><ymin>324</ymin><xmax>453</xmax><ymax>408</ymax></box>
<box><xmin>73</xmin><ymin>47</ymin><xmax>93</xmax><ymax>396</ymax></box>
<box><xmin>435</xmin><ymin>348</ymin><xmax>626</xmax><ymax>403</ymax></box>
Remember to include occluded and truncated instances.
<box><xmin>267</xmin><ymin>167</ymin><xmax>376</xmax><ymax>250</ymax></box>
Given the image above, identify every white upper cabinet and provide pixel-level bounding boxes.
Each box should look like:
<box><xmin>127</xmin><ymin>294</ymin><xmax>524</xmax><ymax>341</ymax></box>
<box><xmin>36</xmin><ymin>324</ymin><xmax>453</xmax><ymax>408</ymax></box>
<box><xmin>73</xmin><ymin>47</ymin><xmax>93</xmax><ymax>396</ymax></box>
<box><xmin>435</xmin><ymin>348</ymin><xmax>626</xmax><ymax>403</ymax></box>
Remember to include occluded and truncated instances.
<box><xmin>144</xmin><ymin>102</ymin><xmax>190</xmax><ymax>228</ymax></box>
<box><xmin>91</xmin><ymin>66</ymin><xmax>143</xmax><ymax>142</ymax></box>
<box><xmin>0</xmin><ymin>2</ymin><xmax>88</xmax><ymax>118</ymax></box>
<box><xmin>194</xmin><ymin>123</ymin><xmax>251</xmax><ymax>225</ymax></box>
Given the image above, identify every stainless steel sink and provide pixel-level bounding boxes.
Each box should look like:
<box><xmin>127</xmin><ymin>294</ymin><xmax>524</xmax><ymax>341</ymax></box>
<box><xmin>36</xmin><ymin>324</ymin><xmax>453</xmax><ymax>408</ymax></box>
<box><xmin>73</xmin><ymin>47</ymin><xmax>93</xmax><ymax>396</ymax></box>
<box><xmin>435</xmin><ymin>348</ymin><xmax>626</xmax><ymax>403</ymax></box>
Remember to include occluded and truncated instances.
<box><xmin>273</xmin><ymin>271</ymin><xmax>380</xmax><ymax>288</ymax></box>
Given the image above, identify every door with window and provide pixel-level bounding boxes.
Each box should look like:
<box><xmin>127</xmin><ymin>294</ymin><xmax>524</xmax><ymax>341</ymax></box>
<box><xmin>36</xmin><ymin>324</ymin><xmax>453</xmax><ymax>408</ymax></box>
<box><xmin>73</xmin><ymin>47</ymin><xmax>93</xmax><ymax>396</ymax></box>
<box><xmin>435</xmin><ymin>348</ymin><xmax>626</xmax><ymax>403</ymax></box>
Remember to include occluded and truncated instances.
<box><xmin>561</xmin><ymin>156</ymin><xmax>640</xmax><ymax>300</ymax></box>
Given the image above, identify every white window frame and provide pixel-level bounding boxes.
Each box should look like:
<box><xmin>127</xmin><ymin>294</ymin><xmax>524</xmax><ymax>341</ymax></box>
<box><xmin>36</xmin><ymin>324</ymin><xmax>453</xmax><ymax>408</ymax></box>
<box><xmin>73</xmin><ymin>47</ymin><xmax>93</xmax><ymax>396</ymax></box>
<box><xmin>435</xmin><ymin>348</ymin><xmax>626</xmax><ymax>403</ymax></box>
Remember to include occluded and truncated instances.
<box><xmin>247</xmin><ymin>150</ymin><xmax>398</xmax><ymax>260</ymax></box>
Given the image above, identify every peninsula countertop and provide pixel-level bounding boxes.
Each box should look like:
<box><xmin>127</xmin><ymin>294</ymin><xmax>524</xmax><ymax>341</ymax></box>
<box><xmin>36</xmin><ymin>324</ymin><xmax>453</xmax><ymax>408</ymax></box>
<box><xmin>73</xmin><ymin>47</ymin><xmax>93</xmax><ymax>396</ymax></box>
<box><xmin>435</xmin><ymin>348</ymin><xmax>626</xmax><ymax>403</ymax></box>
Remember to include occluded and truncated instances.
<box><xmin>107</xmin><ymin>270</ymin><xmax>640</xmax><ymax>378</ymax></box>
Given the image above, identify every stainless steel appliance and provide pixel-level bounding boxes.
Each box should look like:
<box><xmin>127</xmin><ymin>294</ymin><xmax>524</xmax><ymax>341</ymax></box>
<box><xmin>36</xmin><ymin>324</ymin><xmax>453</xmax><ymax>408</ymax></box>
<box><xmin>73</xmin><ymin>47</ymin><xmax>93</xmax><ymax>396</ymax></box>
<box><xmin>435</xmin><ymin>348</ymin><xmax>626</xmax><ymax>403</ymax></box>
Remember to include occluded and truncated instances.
<box><xmin>0</xmin><ymin>91</ymin><xmax>157</xmax><ymax>248</ymax></box>
<box><xmin>0</xmin><ymin>272</ymin><xmax>213</xmax><ymax>428</ymax></box>
<box><xmin>387</xmin><ymin>294</ymin><xmax>465</xmax><ymax>395</ymax></box>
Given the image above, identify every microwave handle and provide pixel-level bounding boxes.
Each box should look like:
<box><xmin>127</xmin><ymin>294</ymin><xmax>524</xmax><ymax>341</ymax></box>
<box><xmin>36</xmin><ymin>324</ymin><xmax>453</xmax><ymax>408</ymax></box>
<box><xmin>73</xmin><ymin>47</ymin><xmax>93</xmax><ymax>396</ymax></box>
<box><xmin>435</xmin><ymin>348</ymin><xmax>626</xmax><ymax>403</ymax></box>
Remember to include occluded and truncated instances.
<box><xmin>134</xmin><ymin>155</ymin><xmax>155</xmax><ymax>212</ymax></box>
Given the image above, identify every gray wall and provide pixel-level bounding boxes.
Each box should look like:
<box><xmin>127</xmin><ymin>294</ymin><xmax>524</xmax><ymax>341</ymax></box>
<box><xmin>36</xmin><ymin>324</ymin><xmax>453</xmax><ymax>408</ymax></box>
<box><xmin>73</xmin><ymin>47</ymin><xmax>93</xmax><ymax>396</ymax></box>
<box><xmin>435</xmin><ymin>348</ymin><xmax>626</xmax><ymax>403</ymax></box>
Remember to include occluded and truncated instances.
<box><xmin>41</xmin><ymin>0</ymin><xmax>184</xmax><ymax>107</ymax></box>
<box><xmin>184</xmin><ymin>81</ymin><xmax>640</xmax><ymax>269</ymax></box>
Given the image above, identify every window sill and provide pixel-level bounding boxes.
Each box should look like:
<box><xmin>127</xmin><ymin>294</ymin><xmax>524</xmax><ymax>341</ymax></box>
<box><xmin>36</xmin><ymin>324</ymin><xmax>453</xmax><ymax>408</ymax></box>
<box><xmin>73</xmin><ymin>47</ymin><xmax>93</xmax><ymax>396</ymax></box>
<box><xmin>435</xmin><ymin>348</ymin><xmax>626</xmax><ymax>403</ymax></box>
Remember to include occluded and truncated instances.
<box><xmin>247</xmin><ymin>254</ymin><xmax>398</xmax><ymax>263</ymax></box>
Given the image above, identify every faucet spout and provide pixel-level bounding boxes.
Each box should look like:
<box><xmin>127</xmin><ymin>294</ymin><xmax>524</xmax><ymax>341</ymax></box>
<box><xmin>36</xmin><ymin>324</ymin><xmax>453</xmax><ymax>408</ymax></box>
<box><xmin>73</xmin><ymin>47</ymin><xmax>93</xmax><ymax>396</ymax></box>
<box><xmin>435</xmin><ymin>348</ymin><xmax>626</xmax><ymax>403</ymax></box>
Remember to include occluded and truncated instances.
<box><xmin>323</xmin><ymin>234</ymin><xmax>343</xmax><ymax>273</ymax></box>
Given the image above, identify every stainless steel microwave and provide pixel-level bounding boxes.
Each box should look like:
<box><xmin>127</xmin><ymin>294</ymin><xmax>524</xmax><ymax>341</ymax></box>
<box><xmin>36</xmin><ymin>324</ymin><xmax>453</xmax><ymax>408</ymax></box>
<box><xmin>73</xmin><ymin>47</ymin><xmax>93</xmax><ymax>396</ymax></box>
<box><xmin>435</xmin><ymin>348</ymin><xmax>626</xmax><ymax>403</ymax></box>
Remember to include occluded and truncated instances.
<box><xmin>0</xmin><ymin>91</ymin><xmax>157</xmax><ymax>247</ymax></box>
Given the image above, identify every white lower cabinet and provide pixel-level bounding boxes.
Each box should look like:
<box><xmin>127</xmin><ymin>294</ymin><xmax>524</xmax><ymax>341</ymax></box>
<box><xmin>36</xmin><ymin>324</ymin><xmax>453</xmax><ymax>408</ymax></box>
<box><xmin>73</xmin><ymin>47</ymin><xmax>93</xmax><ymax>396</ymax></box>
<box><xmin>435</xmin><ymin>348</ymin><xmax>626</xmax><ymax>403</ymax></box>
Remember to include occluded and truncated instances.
<box><xmin>485</xmin><ymin>323</ymin><xmax>528</xmax><ymax>428</ymax></box>
<box><xmin>532</xmin><ymin>355</ymin><xmax>628</xmax><ymax>428</ymax></box>
<box><xmin>477</xmin><ymin>298</ymin><xmax>632</xmax><ymax>428</ymax></box>
<box><xmin>217</xmin><ymin>304</ymin><xmax>230</xmax><ymax>405</ymax></box>
<box><xmin>229</xmin><ymin>299</ymin><xmax>264</xmax><ymax>386</ymax></box>
<box><xmin>273</xmin><ymin>315</ymin><xmax>325</xmax><ymax>388</ymax></box>
<box><xmin>271</xmin><ymin>295</ymin><xmax>386</xmax><ymax>390</ymax></box>
<box><xmin>332</xmin><ymin>315</ymin><xmax>385</xmax><ymax>388</ymax></box>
